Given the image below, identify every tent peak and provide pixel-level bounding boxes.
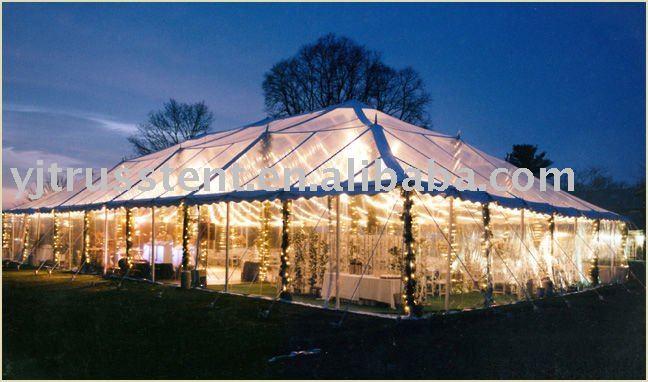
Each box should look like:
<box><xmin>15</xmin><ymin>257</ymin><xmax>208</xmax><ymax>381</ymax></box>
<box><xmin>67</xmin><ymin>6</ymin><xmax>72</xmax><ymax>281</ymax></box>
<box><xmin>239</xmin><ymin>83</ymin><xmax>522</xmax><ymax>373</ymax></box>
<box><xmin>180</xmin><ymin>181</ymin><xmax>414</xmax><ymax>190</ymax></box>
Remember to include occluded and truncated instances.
<box><xmin>334</xmin><ymin>99</ymin><xmax>370</xmax><ymax>109</ymax></box>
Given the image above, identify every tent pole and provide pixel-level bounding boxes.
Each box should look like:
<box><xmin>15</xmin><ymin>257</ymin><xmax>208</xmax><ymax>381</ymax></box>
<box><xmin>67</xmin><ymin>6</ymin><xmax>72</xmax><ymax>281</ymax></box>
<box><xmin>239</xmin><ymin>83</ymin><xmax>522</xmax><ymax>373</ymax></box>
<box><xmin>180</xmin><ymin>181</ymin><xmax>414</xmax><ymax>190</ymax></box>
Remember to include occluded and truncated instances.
<box><xmin>445</xmin><ymin>197</ymin><xmax>454</xmax><ymax>311</ymax></box>
<box><xmin>610</xmin><ymin>221</ymin><xmax>616</xmax><ymax>282</ymax></box>
<box><xmin>34</xmin><ymin>213</ymin><xmax>41</xmax><ymax>266</ymax></box>
<box><xmin>68</xmin><ymin>212</ymin><xmax>72</xmax><ymax>270</ymax></box>
<box><xmin>520</xmin><ymin>209</ymin><xmax>526</xmax><ymax>293</ymax></box>
<box><xmin>549</xmin><ymin>213</ymin><xmax>555</xmax><ymax>284</ymax></box>
<box><xmin>11</xmin><ymin>214</ymin><xmax>15</xmax><ymax>260</ymax></box>
<box><xmin>194</xmin><ymin>205</ymin><xmax>202</xmax><ymax>287</ymax></box>
<box><xmin>483</xmin><ymin>203</ymin><xmax>493</xmax><ymax>307</ymax></box>
<box><xmin>103</xmin><ymin>208</ymin><xmax>108</xmax><ymax>276</ymax></box>
<box><xmin>151</xmin><ymin>207</ymin><xmax>156</xmax><ymax>283</ymax></box>
<box><xmin>324</xmin><ymin>196</ymin><xmax>334</xmax><ymax>307</ymax></box>
<box><xmin>335</xmin><ymin>195</ymin><xmax>341</xmax><ymax>310</ymax></box>
<box><xmin>225</xmin><ymin>202</ymin><xmax>230</xmax><ymax>292</ymax></box>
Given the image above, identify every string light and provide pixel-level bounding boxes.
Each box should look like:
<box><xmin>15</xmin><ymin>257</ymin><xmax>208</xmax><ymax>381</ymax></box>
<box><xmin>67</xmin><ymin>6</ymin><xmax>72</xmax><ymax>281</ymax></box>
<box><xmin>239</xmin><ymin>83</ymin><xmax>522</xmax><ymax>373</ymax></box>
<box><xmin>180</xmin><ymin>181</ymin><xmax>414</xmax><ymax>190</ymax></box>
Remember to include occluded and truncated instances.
<box><xmin>52</xmin><ymin>211</ymin><xmax>61</xmax><ymax>265</ymax></box>
<box><xmin>21</xmin><ymin>214</ymin><xmax>31</xmax><ymax>263</ymax></box>
<box><xmin>82</xmin><ymin>211</ymin><xmax>91</xmax><ymax>265</ymax></box>
<box><xmin>256</xmin><ymin>200</ymin><xmax>272</xmax><ymax>282</ymax></box>
<box><xmin>482</xmin><ymin>203</ymin><xmax>493</xmax><ymax>306</ymax></box>
<box><xmin>401</xmin><ymin>189</ymin><xmax>420</xmax><ymax>317</ymax></box>
<box><xmin>125</xmin><ymin>207</ymin><xmax>134</xmax><ymax>268</ymax></box>
<box><xmin>279</xmin><ymin>199</ymin><xmax>292</xmax><ymax>299</ymax></box>
<box><xmin>180</xmin><ymin>202</ymin><xmax>190</xmax><ymax>271</ymax></box>
<box><xmin>199</xmin><ymin>205</ymin><xmax>208</xmax><ymax>269</ymax></box>
<box><xmin>2</xmin><ymin>213</ymin><xmax>12</xmax><ymax>257</ymax></box>
<box><xmin>619</xmin><ymin>222</ymin><xmax>628</xmax><ymax>261</ymax></box>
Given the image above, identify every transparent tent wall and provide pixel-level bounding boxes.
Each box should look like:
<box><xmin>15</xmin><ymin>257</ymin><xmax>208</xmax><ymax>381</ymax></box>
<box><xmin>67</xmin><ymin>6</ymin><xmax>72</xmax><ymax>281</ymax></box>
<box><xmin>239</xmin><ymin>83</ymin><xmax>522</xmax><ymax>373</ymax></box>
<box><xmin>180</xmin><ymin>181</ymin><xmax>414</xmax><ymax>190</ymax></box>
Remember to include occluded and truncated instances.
<box><xmin>290</xmin><ymin>196</ymin><xmax>332</xmax><ymax>297</ymax></box>
<box><xmin>151</xmin><ymin>206</ymin><xmax>180</xmax><ymax>281</ymax></box>
<box><xmin>69</xmin><ymin>212</ymin><xmax>84</xmax><ymax>270</ymax></box>
<box><xmin>451</xmin><ymin>199</ymin><xmax>488</xmax><ymax>309</ymax></box>
<box><xmin>575</xmin><ymin>217</ymin><xmax>596</xmax><ymax>286</ymax></box>
<box><xmin>412</xmin><ymin>194</ymin><xmax>448</xmax><ymax>310</ymax></box>
<box><xmin>338</xmin><ymin>192</ymin><xmax>403</xmax><ymax>277</ymax></box>
<box><xmin>203</xmin><ymin>203</ymin><xmax>227</xmax><ymax>286</ymax></box>
<box><xmin>598</xmin><ymin>219</ymin><xmax>627</xmax><ymax>283</ymax></box>
<box><xmin>414</xmin><ymin>195</ymin><xmax>499</xmax><ymax>311</ymax></box>
<box><xmin>521</xmin><ymin>210</ymin><xmax>551</xmax><ymax>293</ymax></box>
<box><xmin>130</xmin><ymin>207</ymin><xmax>153</xmax><ymax>279</ymax></box>
<box><xmin>90</xmin><ymin>210</ymin><xmax>107</xmax><ymax>272</ymax></box>
<box><xmin>11</xmin><ymin>214</ymin><xmax>25</xmax><ymax>261</ymax></box>
<box><xmin>226</xmin><ymin>200</ymin><xmax>282</xmax><ymax>293</ymax></box>
<box><xmin>33</xmin><ymin>213</ymin><xmax>54</xmax><ymax>266</ymax></box>
<box><xmin>328</xmin><ymin>192</ymin><xmax>404</xmax><ymax>308</ymax></box>
<box><xmin>57</xmin><ymin>213</ymin><xmax>71</xmax><ymax>269</ymax></box>
<box><xmin>489</xmin><ymin>205</ymin><xmax>526</xmax><ymax>300</ymax></box>
<box><xmin>554</xmin><ymin>215</ymin><xmax>578</xmax><ymax>288</ymax></box>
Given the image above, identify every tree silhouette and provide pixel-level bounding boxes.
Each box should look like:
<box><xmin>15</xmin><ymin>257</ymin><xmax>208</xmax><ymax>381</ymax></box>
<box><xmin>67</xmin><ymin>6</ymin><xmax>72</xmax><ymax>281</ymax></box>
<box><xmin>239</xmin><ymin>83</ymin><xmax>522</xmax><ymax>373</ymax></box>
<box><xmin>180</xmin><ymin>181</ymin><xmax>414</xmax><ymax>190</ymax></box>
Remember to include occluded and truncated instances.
<box><xmin>128</xmin><ymin>99</ymin><xmax>214</xmax><ymax>155</ymax></box>
<box><xmin>262</xmin><ymin>34</ymin><xmax>431</xmax><ymax>127</ymax></box>
<box><xmin>505</xmin><ymin>144</ymin><xmax>553</xmax><ymax>177</ymax></box>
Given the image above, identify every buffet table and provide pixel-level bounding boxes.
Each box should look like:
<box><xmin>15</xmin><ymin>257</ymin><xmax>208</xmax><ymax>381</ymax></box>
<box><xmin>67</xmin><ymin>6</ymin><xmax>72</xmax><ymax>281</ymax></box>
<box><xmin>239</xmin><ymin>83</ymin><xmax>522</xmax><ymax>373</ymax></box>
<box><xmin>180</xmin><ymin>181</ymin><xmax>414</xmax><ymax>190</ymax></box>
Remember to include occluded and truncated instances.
<box><xmin>322</xmin><ymin>272</ymin><xmax>402</xmax><ymax>308</ymax></box>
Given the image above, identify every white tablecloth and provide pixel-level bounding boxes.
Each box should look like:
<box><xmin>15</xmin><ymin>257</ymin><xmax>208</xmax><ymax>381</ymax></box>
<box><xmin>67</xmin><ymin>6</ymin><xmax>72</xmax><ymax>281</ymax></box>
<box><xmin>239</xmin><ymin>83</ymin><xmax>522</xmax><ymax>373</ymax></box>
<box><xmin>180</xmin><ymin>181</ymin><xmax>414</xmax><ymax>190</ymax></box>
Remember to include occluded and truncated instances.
<box><xmin>322</xmin><ymin>272</ymin><xmax>402</xmax><ymax>308</ymax></box>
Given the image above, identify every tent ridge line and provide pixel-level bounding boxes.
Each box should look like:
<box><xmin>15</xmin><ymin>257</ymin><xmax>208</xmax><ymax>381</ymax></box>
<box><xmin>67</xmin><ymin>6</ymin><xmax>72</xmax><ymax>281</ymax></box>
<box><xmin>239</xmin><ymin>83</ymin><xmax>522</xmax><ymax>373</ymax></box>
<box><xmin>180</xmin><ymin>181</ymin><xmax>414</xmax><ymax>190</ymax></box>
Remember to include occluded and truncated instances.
<box><xmin>351</xmin><ymin>105</ymin><xmax>406</xmax><ymax>180</ymax></box>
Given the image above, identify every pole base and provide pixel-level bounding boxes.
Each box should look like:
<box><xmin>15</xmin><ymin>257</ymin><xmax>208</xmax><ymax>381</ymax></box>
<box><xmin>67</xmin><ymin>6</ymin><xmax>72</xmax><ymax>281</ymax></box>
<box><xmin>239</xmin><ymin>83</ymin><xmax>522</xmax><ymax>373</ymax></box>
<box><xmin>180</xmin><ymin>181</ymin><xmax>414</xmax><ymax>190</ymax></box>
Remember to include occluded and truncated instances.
<box><xmin>180</xmin><ymin>270</ymin><xmax>192</xmax><ymax>289</ymax></box>
<box><xmin>279</xmin><ymin>291</ymin><xmax>292</xmax><ymax>301</ymax></box>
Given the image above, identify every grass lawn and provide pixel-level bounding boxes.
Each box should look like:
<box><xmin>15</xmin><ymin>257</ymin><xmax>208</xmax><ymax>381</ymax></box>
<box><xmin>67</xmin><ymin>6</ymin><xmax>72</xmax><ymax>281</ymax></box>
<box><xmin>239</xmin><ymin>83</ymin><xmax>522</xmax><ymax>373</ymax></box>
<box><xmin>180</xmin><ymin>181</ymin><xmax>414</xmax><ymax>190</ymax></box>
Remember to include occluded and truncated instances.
<box><xmin>207</xmin><ymin>282</ymin><xmax>519</xmax><ymax>314</ymax></box>
<box><xmin>3</xmin><ymin>269</ymin><xmax>645</xmax><ymax>379</ymax></box>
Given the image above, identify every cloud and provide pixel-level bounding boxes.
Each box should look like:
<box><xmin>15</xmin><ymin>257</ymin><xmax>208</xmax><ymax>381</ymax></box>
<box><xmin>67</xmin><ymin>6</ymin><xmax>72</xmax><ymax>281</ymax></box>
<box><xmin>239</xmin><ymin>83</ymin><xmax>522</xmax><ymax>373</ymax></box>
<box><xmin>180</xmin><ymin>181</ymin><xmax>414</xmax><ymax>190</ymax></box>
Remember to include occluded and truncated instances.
<box><xmin>2</xmin><ymin>146</ymin><xmax>89</xmax><ymax>208</ymax></box>
<box><xmin>3</xmin><ymin>104</ymin><xmax>137</xmax><ymax>134</ymax></box>
<box><xmin>3</xmin><ymin>146</ymin><xmax>85</xmax><ymax>170</ymax></box>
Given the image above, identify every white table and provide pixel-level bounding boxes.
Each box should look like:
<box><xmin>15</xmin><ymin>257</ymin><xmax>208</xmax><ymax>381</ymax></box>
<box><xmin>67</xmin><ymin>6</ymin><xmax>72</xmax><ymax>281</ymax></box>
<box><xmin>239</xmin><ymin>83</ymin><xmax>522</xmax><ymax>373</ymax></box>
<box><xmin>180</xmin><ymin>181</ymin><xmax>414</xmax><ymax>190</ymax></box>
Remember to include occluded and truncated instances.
<box><xmin>322</xmin><ymin>272</ymin><xmax>402</xmax><ymax>308</ymax></box>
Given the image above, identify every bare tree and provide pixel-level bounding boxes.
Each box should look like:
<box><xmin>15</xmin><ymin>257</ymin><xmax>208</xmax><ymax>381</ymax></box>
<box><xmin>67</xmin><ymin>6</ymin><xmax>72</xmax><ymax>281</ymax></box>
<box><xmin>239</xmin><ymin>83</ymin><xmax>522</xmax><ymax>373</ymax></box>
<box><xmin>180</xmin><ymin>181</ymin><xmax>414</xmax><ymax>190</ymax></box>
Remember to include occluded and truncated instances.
<box><xmin>262</xmin><ymin>34</ymin><xmax>431</xmax><ymax>126</ymax></box>
<box><xmin>128</xmin><ymin>99</ymin><xmax>214</xmax><ymax>155</ymax></box>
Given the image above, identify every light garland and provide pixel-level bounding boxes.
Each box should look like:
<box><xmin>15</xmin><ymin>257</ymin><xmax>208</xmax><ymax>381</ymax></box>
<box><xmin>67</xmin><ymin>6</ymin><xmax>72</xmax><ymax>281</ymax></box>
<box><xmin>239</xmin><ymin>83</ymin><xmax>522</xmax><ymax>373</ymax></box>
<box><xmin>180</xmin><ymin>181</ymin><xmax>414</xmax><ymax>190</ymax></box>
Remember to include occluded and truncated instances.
<box><xmin>199</xmin><ymin>206</ymin><xmax>208</xmax><ymax>269</ymax></box>
<box><xmin>180</xmin><ymin>202</ymin><xmax>190</xmax><ymax>271</ymax></box>
<box><xmin>401</xmin><ymin>189</ymin><xmax>420</xmax><ymax>316</ymax></box>
<box><xmin>21</xmin><ymin>214</ymin><xmax>31</xmax><ymax>263</ymax></box>
<box><xmin>82</xmin><ymin>211</ymin><xmax>91</xmax><ymax>265</ymax></box>
<box><xmin>256</xmin><ymin>200</ymin><xmax>272</xmax><ymax>282</ymax></box>
<box><xmin>125</xmin><ymin>207</ymin><xmax>134</xmax><ymax>268</ymax></box>
<box><xmin>52</xmin><ymin>211</ymin><xmax>61</xmax><ymax>265</ymax></box>
<box><xmin>279</xmin><ymin>199</ymin><xmax>292</xmax><ymax>299</ymax></box>
<box><xmin>482</xmin><ymin>203</ymin><xmax>493</xmax><ymax>306</ymax></box>
<box><xmin>590</xmin><ymin>219</ymin><xmax>601</xmax><ymax>286</ymax></box>
<box><xmin>2</xmin><ymin>213</ymin><xmax>12</xmax><ymax>256</ymax></box>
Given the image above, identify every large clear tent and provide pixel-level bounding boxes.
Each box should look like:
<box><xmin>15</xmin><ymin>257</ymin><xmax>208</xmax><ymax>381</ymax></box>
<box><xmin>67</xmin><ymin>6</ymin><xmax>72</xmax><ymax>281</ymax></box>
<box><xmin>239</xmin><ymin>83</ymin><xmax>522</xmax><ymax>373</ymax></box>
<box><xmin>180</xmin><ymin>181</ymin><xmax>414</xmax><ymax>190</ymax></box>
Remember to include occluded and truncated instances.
<box><xmin>2</xmin><ymin>101</ymin><xmax>632</xmax><ymax>314</ymax></box>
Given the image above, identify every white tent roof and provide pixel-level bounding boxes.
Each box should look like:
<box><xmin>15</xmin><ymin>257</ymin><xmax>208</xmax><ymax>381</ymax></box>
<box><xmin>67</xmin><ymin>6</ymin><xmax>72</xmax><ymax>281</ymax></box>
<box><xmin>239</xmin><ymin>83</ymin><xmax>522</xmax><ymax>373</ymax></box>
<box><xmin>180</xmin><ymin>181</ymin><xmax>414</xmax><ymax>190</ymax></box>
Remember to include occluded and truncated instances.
<box><xmin>9</xmin><ymin>101</ymin><xmax>623</xmax><ymax>221</ymax></box>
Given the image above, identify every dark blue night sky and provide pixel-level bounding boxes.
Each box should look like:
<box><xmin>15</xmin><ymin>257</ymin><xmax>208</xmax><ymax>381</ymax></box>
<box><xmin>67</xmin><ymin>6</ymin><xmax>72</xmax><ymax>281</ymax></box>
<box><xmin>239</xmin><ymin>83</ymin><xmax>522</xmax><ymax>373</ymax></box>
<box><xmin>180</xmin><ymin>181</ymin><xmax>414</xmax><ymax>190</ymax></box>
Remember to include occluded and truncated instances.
<box><xmin>2</xmin><ymin>3</ymin><xmax>645</xmax><ymax>206</ymax></box>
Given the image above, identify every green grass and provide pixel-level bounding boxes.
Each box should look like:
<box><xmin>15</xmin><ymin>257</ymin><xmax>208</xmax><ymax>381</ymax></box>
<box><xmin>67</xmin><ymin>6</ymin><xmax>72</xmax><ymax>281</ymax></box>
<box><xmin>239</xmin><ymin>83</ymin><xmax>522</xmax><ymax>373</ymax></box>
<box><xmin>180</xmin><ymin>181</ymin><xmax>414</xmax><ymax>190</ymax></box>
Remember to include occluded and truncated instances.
<box><xmin>206</xmin><ymin>283</ymin><xmax>519</xmax><ymax>314</ymax></box>
<box><xmin>3</xmin><ymin>269</ymin><xmax>645</xmax><ymax>379</ymax></box>
<box><xmin>207</xmin><ymin>282</ymin><xmax>278</xmax><ymax>297</ymax></box>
